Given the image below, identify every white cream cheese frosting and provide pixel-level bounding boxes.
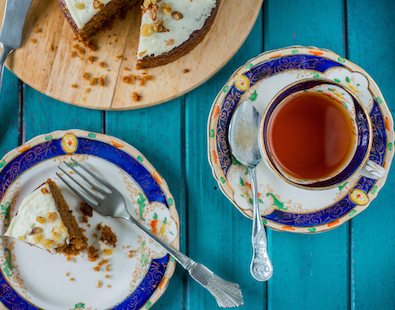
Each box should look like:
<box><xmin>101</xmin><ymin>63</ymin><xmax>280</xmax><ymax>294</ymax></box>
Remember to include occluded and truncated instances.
<box><xmin>64</xmin><ymin>0</ymin><xmax>112</xmax><ymax>29</ymax></box>
<box><xmin>5</xmin><ymin>183</ymin><xmax>69</xmax><ymax>253</ymax></box>
<box><xmin>137</xmin><ymin>0</ymin><xmax>217</xmax><ymax>58</ymax></box>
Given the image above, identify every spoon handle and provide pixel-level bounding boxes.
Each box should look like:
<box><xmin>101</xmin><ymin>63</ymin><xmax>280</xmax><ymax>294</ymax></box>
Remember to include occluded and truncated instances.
<box><xmin>249</xmin><ymin>167</ymin><xmax>273</xmax><ymax>281</ymax></box>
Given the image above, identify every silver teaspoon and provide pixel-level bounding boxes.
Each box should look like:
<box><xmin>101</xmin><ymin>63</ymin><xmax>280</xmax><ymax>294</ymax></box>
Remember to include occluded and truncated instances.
<box><xmin>228</xmin><ymin>101</ymin><xmax>273</xmax><ymax>281</ymax></box>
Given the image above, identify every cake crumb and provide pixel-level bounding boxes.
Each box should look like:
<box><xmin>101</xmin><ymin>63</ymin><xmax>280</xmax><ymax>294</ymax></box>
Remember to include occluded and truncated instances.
<box><xmin>88</xmin><ymin>56</ymin><xmax>97</xmax><ymax>64</ymax></box>
<box><xmin>93</xmin><ymin>259</ymin><xmax>109</xmax><ymax>272</ymax></box>
<box><xmin>85</xmin><ymin>88</ymin><xmax>92</xmax><ymax>94</ymax></box>
<box><xmin>71</xmin><ymin>51</ymin><xmax>78</xmax><ymax>58</ymax></box>
<box><xmin>31</xmin><ymin>38</ymin><xmax>37</xmax><ymax>44</ymax></box>
<box><xmin>97</xmin><ymin>280</ymin><xmax>103</xmax><ymax>288</ymax></box>
<box><xmin>71</xmin><ymin>83</ymin><xmax>78</xmax><ymax>89</ymax></box>
<box><xmin>80</xmin><ymin>202</ymin><xmax>93</xmax><ymax>217</ymax></box>
<box><xmin>105</xmin><ymin>274</ymin><xmax>110</xmax><ymax>279</ymax></box>
<box><xmin>83</xmin><ymin>72</ymin><xmax>91</xmax><ymax>80</ymax></box>
<box><xmin>123</xmin><ymin>74</ymin><xmax>136</xmax><ymax>85</ymax></box>
<box><xmin>90</xmin><ymin>77</ymin><xmax>99</xmax><ymax>86</ymax></box>
<box><xmin>70</xmin><ymin>277</ymin><xmax>75</xmax><ymax>282</ymax></box>
<box><xmin>183</xmin><ymin>68</ymin><xmax>190</xmax><ymax>74</ymax></box>
<box><xmin>99</xmin><ymin>61</ymin><xmax>108</xmax><ymax>68</ymax></box>
<box><xmin>107</xmin><ymin>284</ymin><xmax>112</xmax><ymax>288</ymax></box>
<box><xmin>132</xmin><ymin>92</ymin><xmax>142</xmax><ymax>102</ymax></box>
<box><xmin>66</xmin><ymin>272</ymin><xmax>71</xmax><ymax>277</ymax></box>
<box><xmin>87</xmin><ymin>245</ymin><xmax>99</xmax><ymax>262</ymax></box>
<box><xmin>98</xmin><ymin>75</ymin><xmax>107</xmax><ymax>86</ymax></box>
<box><xmin>97</xmin><ymin>224</ymin><xmax>117</xmax><ymax>247</ymax></box>
<box><xmin>35</xmin><ymin>27</ymin><xmax>43</xmax><ymax>33</ymax></box>
<box><xmin>139</xmin><ymin>74</ymin><xmax>153</xmax><ymax>86</ymax></box>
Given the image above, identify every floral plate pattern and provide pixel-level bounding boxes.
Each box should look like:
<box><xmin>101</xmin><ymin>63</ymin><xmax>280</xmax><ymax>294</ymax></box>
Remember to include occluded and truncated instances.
<box><xmin>0</xmin><ymin>130</ymin><xmax>179</xmax><ymax>309</ymax></box>
<box><xmin>208</xmin><ymin>46</ymin><xmax>394</xmax><ymax>233</ymax></box>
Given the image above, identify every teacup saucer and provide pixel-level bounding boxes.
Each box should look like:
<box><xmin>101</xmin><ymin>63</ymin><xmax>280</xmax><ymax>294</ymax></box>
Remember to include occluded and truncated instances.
<box><xmin>207</xmin><ymin>46</ymin><xmax>394</xmax><ymax>233</ymax></box>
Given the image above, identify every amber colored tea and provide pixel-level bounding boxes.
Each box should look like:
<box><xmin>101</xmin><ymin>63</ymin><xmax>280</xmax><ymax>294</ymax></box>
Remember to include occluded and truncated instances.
<box><xmin>267</xmin><ymin>92</ymin><xmax>355</xmax><ymax>180</ymax></box>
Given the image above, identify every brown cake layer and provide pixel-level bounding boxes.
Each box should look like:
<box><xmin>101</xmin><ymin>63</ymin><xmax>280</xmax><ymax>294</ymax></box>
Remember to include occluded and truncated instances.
<box><xmin>59</xmin><ymin>0</ymin><xmax>134</xmax><ymax>41</ymax></box>
<box><xmin>47</xmin><ymin>179</ymin><xmax>87</xmax><ymax>256</ymax></box>
<box><xmin>136</xmin><ymin>0</ymin><xmax>220</xmax><ymax>69</ymax></box>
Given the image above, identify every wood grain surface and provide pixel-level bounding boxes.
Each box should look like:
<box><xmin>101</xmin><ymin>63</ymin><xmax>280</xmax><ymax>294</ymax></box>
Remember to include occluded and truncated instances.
<box><xmin>0</xmin><ymin>0</ymin><xmax>262</xmax><ymax>110</ymax></box>
<box><xmin>1</xmin><ymin>0</ymin><xmax>395</xmax><ymax>309</ymax></box>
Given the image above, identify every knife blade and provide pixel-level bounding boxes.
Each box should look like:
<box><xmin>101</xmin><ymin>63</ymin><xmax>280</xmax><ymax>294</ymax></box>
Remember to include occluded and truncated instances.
<box><xmin>0</xmin><ymin>0</ymin><xmax>32</xmax><ymax>92</ymax></box>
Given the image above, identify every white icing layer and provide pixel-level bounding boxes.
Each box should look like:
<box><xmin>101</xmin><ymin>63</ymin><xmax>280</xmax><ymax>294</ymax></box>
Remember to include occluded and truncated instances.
<box><xmin>64</xmin><ymin>0</ymin><xmax>112</xmax><ymax>29</ymax></box>
<box><xmin>5</xmin><ymin>183</ymin><xmax>69</xmax><ymax>253</ymax></box>
<box><xmin>137</xmin><ymin>0</ymin><xmax>217</xmax><ymax>58</ymax></box>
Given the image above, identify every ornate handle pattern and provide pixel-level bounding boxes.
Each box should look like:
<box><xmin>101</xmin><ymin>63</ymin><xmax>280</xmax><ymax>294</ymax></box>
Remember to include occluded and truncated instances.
<box><xmin>249</xmin><ymin>167</ymin><xmax>273</xmax><ymax>281</ymax></box>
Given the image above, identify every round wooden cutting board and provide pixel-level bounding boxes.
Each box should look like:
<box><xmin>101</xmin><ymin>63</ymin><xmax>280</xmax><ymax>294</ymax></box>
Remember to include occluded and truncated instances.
<box><xmin>0</xmin><ymin>0</ymin><xmax>262</xmax><ymax>110</ymax></box>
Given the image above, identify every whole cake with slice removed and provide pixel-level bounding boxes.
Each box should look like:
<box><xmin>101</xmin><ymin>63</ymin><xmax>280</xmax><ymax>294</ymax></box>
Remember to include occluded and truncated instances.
<box><xmin>59</xmin><ymin>0</ymin><xmax>220</xmax><ymax>68</ymax></box>
<box><xmin>5</xmin><ymin>179</ymin><xmax>87</xmax><ymax>256</ymax></box>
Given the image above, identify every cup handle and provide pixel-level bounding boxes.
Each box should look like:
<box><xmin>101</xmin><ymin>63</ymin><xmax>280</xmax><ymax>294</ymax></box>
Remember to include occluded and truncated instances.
<box><xmin>360</xmin><ymin>160</ymin><xmax>385</xmax><ymax>179</ymax></box>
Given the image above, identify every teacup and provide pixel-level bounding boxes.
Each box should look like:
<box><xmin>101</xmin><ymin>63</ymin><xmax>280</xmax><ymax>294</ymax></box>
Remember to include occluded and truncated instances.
<box><xmin>259</xmin><ymin>78</ymin><xmax>385</xmax><ymax>190</ymax></box>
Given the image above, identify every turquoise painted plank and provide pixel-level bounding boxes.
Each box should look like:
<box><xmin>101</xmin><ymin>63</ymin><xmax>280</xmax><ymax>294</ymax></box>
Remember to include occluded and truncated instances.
<box><xmin>347</xmin><ymin>0</ymin><xmax>395</xmax><ymax>309</ymax></box>
<box><xmin>264</xmin><ymin>1</ymin><xmax>349</xmax><ymax>309</ymax></box>
<box><xmin>23</xmin><ymin>86</ymin><xmax>102</xmax><ymax>140</ymax></box>
<box><xmin>106</xmin><ymin>100</ymin><xmax>185</xmax><ymax>309</ymax></box>
<box><xmin>185</xmin><ymin>11</ymin><xmax>266</xmax><ymax>310</ymax></box>
<box><xmin>0</xmin><ymin>69</ymin><xmax>19</xmax><ymax>155</ymax></box>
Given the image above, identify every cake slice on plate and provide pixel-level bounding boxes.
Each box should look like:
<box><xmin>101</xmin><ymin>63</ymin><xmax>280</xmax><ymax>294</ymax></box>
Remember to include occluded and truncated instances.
<box><xmin>137</xmin><ymin>0</ymin><xmax>220</xmax><ymax>69</ymax></box>
<box><xmin>5</xmin><ymin>179</ymin><xmax>87</xmax><ymax>256</ymax></box>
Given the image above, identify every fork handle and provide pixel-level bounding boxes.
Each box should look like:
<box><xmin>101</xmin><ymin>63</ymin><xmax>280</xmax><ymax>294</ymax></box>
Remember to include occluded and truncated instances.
<box><xmin>0</xmin><ymin>45</ymin><xmax>13</xmax><ymax>94</ymax></box>
<box><xmin>126</xmin><ymin>215</ymin><xmax>195</xmax><ymax>270</ymax></box>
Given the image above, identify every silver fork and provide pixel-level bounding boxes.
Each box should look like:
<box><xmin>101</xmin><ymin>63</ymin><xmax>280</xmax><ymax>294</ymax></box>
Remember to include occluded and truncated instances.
<box><xmin>57</xmin><ymin>159</ymin><xmax>244</xmax><ymax>308</ymax></box>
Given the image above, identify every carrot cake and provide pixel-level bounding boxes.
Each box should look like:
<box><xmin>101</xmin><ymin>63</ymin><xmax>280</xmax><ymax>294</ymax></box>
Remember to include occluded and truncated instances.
<box><xmin>59</xmin><ymin>0</ymin><xmax>220</xmax><ymax>68</ymax></box>
<box><xmin>5</xmin><ymin>179</ymin><xmax>87</xmax><ymax>256</ymax></box>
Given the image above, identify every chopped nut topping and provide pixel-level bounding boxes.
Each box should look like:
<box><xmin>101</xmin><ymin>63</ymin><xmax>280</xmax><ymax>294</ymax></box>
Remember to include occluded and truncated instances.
<box><xmin>153</xmin><ymin>19</ymin><xmax>169</xmax><ymax>33</ymax></box>
<box><xmin>30</xmin><ymin>227</ymin><xmax>43</xmax><ymax>235</ymax></box>
<box><xmin>36</xmin><ymin>216</ymin><xmax>46</xmax><ymax>224</ymax></box>
<box><xmin>172</xmin><ymin>11</ymin><xmax>183</xmax><ymax>20</ymax></box>
<box><xmin>47</xmin><ymin>212</ymin><xmax>59</xmax><ymax>222</ymax></box>
<box><xmin>52</xmin><ymin>231</ymin><xmax>62</xmax><ymax>241</ymax></box>
<box><xmin>161</xmin><ymin>3</ymin><xmax>172</xmax><ymax>15</ymax></box>
<box><xmin>166</xmin><ymin>39</ymin><xmax>175</xmax><ymax>45</ymax></box>
<box><xmin>41</xmin><ymin>239</ymin><xmax>55</xmax><ymax>249</ymax></box>
<box><xmin>71</xmin><ymin>83</ymin><xmax>79</xmax><ymax>89</ymax></box>
<box><xmin>41</xmin><ymin>187</ymin><xmax>49</xmax><ymax>194</ymax></box>
<box><xmin>99</xmin><ymin>61</ymin><xmax>108</xmax><ymax>68</ymax></box>
<box><xmin>33</xmin><ymin>234</ymin><xmax>43</xmax><ymax>243</ymax></box>
<box><xmin>183</xmin><ymin>68</ymin><xmax>191</xmax><ymax>74</ymax></box>
<box><xmin>75</xmin><ymin>2</ymin><xmax>86</xmax><ymax>10</ymax></box>
<box><xmin>141</xmin><ymin>24</ymin><xmax>154</xmax><ymax>37</ymax></box>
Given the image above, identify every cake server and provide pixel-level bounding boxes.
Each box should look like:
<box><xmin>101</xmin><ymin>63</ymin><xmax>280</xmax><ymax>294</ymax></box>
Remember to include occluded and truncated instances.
<box><xmin>57</xmin><ymin>159</ymin><xmax>244</xmax><ymax>308</ymax></box>
<box><xmin>228</xmin><ymin>101</ymin><xmax>273</xmax><ymax>281</ymax></box>
<box><xmin>0</xmin><ymin>0</ymin><xmax>32</xmax><ymax>92</ymax></box>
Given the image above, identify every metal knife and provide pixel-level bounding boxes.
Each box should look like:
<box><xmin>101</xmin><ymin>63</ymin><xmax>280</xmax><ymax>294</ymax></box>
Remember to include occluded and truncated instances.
<box><xmin>0</xmin><ymin>0</ymin><xmax>32</xmax><ymax>92</ymax></box>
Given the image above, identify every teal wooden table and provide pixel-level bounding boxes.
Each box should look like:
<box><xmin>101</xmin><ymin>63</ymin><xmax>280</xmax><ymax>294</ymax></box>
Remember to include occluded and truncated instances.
<box><xmin>1</xmin><ymin>0</ymin><xmax>394</xmax><ymax>309</ymax></box>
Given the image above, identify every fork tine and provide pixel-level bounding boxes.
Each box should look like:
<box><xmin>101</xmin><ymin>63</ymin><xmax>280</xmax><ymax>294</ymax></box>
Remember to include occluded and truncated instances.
<box><xmin>64</xmin><ymin>161</ymin><xmax>108</xmax><ymax>195</ymax></box>
<box><xmin>56</xmin><ymin>172</ymin><xmax>99</xmax><ymax>207</ymax></box>
<box><xmin>58</xmin><ymin>165</ymin><xmax>105</xmax><ymax>201</ymax></box>
<box><xmin>70</xmin><ymin>158</ymin><xmax>112</xmax><ymax>192</ymax></box>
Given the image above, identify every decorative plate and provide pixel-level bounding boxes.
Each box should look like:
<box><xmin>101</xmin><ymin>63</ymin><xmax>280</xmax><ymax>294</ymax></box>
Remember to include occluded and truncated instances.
<box><xmin>208</xmin><ymin>46</ymin><xmax>394</xmax><ymax>233</ymax></box>
<box><xmin>0</xmin><ymin>130</ymin><xmax>179</xmax><ymax>309</ymax></box>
